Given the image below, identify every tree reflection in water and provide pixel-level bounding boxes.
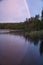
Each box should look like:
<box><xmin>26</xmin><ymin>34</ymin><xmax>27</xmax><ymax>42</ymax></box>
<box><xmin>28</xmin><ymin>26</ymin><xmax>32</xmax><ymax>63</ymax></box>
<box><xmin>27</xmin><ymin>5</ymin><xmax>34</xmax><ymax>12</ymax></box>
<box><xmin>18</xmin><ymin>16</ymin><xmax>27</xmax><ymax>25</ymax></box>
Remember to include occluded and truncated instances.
<box><xmin>24</xmin><ymin>35</ymin><xmax>43</xmax><ymax>55</ymax></box>
<box><xmin>24</xmin><ymin>35</ymin><xmax>39</xmax><ymax>46</ymax></box>
<box><xmin>40</xmin><ymin>40</ymin><xmax>43</xmax><ymax>55</ymax></box>
<box><xmin>9</xmin><ymin>32</ymin><xmax>43</xmax><ymax>55</ymax></box>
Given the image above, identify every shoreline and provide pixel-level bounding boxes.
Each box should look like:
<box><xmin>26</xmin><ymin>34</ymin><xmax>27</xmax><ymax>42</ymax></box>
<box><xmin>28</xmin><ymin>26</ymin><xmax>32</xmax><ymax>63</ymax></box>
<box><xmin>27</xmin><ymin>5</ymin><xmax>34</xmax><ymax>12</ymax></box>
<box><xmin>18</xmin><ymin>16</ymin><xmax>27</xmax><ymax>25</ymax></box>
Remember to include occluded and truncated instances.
<box><xmin>0</xmin><ymin>29</ymin><xmax>43</xmax><ymax>39</ymax></box>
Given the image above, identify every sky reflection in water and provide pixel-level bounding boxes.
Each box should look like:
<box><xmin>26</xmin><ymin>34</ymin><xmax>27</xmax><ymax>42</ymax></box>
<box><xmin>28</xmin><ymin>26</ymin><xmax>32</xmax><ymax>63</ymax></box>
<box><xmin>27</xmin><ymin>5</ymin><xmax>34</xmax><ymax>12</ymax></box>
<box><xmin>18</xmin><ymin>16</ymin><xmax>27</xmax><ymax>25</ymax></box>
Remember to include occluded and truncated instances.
<box><xmin>0</xmin><ymin>31</ymin><xmax>43</xmax><ymax>65</ymax></box>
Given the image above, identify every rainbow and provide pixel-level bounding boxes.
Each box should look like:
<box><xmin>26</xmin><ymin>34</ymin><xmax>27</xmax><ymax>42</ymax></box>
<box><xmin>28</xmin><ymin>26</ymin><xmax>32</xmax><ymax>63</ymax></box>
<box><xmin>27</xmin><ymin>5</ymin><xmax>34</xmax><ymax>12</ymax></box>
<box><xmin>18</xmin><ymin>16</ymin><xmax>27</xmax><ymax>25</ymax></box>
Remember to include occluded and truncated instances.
<box><xmin>24</xmin><ymin>0</ymin><xmax>30</xmax><ymax>18</ymax></box>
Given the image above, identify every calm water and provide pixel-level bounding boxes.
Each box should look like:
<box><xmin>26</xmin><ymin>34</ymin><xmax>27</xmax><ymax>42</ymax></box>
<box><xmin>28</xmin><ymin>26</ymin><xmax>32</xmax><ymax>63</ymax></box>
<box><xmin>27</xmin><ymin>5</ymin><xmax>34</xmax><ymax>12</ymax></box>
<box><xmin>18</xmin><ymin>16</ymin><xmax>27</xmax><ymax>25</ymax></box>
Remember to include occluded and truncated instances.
<box><xmin>0</xmin><ymin>30</ymin><xmax>43</xmax><ymax>65</ymax></box>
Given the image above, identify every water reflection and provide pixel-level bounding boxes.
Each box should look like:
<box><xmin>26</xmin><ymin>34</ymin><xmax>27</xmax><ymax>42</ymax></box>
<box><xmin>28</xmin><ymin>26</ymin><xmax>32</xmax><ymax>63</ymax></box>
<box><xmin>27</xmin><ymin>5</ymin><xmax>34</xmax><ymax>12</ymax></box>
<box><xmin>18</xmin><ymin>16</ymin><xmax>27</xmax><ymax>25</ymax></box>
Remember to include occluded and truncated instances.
<box><xmin>23</xmin><ymin>35</ymin><xmax>39</xmax><ymax>46</ymax></box>
<box><xmin>0</xmin><ymin>31</ymin><xmax>43</xmax><ymax>65</ymax></box>
<box><xmin>40</xmin><ymin>40</ymin><xmax>43</xmax><ymax>55</ymax></box>
<box><xmin>24</xmin><ymin>35</ymin><xmax>43</xmax><ymax>55</ymax></box>
<box><xmin>19</xmin><ymin>36</ymin><xmax>43</xmax><ymax>65</ymax></box>
<box><xmin>6</xmin><ymin>32</ymin><xmax>43</xmax><ymax>56</ymax></box>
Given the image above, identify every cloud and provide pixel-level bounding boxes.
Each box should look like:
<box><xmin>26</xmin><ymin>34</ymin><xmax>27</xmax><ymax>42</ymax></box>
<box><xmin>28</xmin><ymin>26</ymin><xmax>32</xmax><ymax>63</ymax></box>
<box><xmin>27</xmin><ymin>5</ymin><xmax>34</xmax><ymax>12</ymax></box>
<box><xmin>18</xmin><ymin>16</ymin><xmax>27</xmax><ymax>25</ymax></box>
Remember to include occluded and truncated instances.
<box><xmin>0</xmin><ymin>0</ymin><xmax>30</xmax><ymax>22</ymax></box>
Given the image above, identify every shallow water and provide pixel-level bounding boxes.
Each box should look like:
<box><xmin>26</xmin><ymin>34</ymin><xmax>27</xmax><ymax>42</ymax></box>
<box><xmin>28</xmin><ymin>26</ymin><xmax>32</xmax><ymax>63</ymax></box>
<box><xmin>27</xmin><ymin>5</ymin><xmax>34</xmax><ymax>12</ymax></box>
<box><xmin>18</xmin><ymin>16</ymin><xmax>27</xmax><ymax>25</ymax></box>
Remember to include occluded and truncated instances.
<box><xmin>0</xmin><ymin>30</ymin><xmax>43</xmax><ymax>65</ymax></box>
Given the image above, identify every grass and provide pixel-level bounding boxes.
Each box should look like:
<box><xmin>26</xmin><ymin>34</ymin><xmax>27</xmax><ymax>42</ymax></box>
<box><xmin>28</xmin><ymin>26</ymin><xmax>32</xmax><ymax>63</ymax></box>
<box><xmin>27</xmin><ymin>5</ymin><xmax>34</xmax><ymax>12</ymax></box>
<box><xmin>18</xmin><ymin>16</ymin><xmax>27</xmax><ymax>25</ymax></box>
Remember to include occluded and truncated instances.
<box><xmin>25</xmin><ymin>30</ymin><xmax>43</xmax><ymax>39</ymax></box>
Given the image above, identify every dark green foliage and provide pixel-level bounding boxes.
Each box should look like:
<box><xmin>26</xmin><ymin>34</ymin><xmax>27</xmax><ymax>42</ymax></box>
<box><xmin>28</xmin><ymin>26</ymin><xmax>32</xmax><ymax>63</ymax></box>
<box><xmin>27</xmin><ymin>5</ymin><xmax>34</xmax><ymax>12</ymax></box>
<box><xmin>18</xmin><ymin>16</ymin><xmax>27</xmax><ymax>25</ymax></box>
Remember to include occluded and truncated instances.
<box><xmin>41</xmin><ymin>10</ymin><xmax>43</xmax><ymax>21</ymax></box>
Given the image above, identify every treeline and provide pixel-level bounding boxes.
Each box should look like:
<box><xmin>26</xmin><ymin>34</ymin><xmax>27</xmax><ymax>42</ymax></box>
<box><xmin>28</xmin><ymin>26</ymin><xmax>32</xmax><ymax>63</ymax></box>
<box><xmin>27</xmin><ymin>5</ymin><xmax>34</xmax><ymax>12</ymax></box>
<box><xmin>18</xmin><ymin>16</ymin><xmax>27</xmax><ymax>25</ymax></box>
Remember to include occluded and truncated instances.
<box><xmin>0</xmin><ymin>10</ymin><xmax>43</xmax><ymax>32</ymax></box>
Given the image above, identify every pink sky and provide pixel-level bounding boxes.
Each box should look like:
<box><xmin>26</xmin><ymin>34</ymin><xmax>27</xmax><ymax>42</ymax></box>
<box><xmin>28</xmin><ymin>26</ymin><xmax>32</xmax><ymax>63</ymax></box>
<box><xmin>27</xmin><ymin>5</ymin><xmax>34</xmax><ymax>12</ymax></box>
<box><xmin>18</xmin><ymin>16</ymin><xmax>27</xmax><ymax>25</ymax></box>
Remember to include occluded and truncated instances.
<box><xmin>0</xmin><ymin>0</ymin><xmax>30</xmax><ymax>22</ymax></box>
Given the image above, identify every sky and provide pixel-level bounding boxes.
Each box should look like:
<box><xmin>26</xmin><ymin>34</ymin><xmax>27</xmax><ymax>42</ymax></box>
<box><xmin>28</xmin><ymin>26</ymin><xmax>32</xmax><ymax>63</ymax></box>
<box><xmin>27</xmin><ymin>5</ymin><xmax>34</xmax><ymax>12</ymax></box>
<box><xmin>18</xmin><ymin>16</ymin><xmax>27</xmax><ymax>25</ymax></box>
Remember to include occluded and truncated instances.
<box><xmin>0</xmin><ymin>0</ymin><xmax>42</xmax><ymax>23</ymax></box>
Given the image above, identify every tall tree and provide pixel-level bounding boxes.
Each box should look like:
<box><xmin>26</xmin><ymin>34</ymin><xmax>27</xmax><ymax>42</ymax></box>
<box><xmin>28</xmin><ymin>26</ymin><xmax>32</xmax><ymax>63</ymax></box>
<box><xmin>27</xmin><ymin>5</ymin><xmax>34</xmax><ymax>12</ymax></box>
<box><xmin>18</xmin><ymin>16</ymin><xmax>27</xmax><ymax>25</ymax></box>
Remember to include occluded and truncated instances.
<box><xmin>41</xmin><ymin>10</ymin><xmax>43</xmax><ymax>21</ymax></box>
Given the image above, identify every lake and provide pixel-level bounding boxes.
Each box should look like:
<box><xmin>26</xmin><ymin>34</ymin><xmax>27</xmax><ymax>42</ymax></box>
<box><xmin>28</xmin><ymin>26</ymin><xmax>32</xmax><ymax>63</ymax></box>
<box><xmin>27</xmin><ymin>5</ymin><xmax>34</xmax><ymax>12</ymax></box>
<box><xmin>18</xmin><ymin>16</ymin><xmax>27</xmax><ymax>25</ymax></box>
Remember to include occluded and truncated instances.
<box><xmin>0</xmin><ymin>30</ymin><xmax>43</xmax><ymax>65</ymax></box>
